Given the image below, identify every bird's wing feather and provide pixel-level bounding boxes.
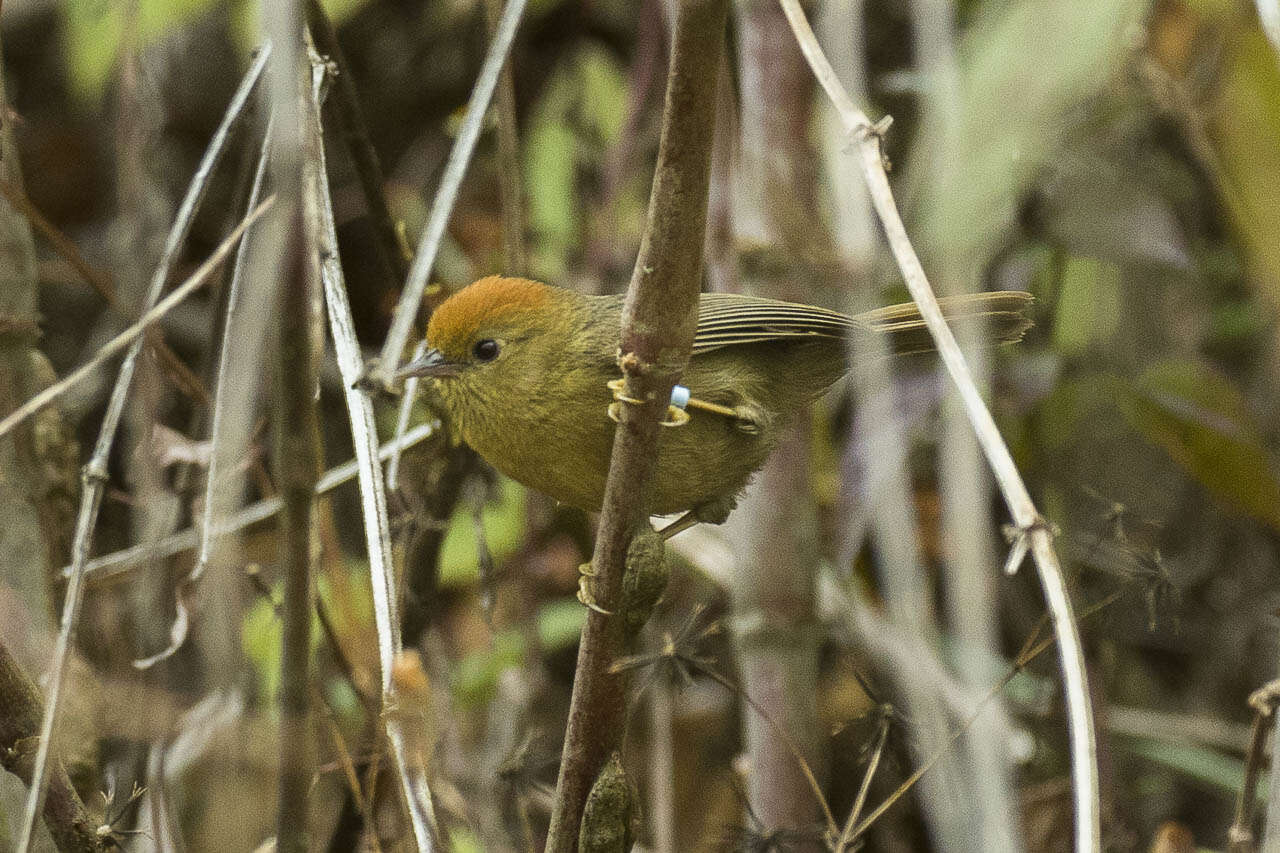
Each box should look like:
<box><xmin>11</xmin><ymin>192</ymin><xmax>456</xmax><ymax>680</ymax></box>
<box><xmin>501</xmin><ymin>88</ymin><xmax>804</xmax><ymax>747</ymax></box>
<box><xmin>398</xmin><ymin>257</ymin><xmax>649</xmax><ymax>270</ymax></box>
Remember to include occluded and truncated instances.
<box><xmin>693</xmin><ymin>293</ymin><xmax>853</xmax><ymax>353</ymax></box>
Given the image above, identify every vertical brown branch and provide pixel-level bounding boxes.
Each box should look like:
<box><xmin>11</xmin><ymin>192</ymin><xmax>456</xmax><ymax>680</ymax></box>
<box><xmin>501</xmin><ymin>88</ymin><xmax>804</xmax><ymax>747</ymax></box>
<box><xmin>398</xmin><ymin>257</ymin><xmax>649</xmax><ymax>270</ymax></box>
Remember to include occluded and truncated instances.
<box><xmin>274</xmin><ymin>60</ymin><xmax>325</xmax><ymax>853</ymax></box>
<box><xmin>483</xmin><ymin>0</ymin><xmax>527</xmax><ymax>275</ymax></box>
<box><xmin>543</xmin><ymin>0</ymin><xmax>729</xmax><ymax>849</ymax></box>
<box><xmin>305</xmin><ymin>0</ymin><xmax>409</xmax><ymax>287</ymax></box>
<box><xmin>728</xmin><ymin>0</ymin><xmax>825</xmax><ymax>840</ymax></box>
<box><xmin>274</xmin><ymin>207</ymin><xmax>323</xmax><ymax>852</ymax></box>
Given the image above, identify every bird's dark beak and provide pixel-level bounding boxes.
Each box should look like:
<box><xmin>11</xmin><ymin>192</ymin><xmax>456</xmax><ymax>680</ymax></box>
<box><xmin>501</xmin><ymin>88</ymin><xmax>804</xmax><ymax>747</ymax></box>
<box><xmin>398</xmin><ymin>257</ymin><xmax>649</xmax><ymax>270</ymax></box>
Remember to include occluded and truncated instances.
<box><xmin>396</xmin><ymin>348</ymin><xmax>459</xmax><ymax>380</ymax></box>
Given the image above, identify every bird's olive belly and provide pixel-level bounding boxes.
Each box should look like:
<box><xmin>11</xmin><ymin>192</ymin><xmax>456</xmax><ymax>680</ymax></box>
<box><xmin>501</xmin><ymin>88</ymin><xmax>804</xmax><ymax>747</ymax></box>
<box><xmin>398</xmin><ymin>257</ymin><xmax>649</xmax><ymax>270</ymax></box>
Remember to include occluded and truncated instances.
<box><xmin>462</xmin><ymin>397</ymin><xmax>777</xmax><ymax>517</ymax></box>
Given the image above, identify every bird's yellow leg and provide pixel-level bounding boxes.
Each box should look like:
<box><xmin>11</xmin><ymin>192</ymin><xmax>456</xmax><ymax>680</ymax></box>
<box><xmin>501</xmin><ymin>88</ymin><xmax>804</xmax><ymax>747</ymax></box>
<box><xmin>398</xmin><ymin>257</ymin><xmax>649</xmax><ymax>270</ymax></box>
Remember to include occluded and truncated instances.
<box><xmin>684</xmin><ymin>397</ymin><xmax>738</xmax><ymax>418</ymax></box>
<box><xmin>658</xmin><ymin>512</ymin><xmax>699</xmax><ymax>540</ymax></box>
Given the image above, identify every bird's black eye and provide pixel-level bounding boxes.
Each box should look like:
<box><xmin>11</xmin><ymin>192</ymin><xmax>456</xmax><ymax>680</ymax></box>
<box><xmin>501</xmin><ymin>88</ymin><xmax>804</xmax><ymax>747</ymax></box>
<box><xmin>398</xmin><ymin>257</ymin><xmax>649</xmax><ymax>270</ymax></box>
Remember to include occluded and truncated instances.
<box><xmin>472</xmin><ymin>338</ymin><xmax>500</xmax><ymax>362</ymax></box>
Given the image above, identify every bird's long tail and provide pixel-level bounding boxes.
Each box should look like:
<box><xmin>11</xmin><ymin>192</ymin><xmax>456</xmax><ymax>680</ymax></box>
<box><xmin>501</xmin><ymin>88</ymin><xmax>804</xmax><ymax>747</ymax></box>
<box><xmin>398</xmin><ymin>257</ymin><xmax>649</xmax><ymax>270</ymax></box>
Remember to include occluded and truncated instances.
<box><xmin>854</xmin><ymin>290</ymin><xmax>1035</xmax><ymax>355</ymax></box>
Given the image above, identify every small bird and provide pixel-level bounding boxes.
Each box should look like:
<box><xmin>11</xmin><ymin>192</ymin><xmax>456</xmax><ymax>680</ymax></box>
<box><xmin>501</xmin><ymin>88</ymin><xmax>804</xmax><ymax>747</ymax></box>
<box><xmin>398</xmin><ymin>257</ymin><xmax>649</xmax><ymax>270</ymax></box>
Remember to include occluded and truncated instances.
<box><xmin>400</xmin><ymin>276</ymin><xmax>1032</xmax><ymax>534</ymax></box>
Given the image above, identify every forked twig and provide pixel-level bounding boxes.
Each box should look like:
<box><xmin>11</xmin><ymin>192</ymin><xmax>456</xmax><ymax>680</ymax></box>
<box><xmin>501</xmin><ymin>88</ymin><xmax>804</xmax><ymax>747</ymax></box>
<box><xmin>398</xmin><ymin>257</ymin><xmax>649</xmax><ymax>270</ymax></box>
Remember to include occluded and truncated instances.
<box><xmin>835</xmin><ymin>711</ymin><xmax>891</xmax><ymax>851</ymax></box>
<box><xmin>776</xmin><ymin>4</ymin><xmax>1099</xmax><ymax>850</ymax></box>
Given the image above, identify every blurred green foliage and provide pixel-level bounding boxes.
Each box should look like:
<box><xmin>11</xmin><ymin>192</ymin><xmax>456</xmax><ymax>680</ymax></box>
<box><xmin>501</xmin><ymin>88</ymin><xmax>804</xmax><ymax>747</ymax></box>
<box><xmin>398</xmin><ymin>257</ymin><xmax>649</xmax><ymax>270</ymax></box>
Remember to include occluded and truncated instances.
<box><xmin>1119</xmin><ymin>360</ymin><xmax>1280</xmax><ymax>529</ymax></box>
<box><xmin>62</xmin><ymin>0</ymin><xmax>371</xmax><ymax>101</ymax></box>
<box><xmin>452</xmin><ymin>627</ymin><xmax>523</xmax><ymax>707</ymax></box>
<box><xmin>438</xmin><ymin>475</ymin><xmax>527</xmax><ymax>586</ymax></box>
<box><xmin>524</xmin><ymin>44</ymin><xmax>628</xmax><ymax>280</ymax></box>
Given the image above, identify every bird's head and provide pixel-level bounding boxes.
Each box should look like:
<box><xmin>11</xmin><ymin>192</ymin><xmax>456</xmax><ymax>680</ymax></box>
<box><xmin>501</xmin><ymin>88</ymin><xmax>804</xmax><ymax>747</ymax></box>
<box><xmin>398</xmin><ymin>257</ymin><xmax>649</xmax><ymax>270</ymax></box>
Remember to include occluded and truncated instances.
<box><xmin>397</xmin><ymin>275</ymin><xmax>573</xmax><ymax>414</ymax></box>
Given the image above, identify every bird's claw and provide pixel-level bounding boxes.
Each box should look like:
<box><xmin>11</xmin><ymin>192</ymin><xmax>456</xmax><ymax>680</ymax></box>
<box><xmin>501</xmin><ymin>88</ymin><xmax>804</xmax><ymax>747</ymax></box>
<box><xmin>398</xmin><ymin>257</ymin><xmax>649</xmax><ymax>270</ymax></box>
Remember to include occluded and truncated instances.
<box><xmin>577</xmin><ymin>563</ymin><xmax>613</xmax><ymax>615</ymax></box>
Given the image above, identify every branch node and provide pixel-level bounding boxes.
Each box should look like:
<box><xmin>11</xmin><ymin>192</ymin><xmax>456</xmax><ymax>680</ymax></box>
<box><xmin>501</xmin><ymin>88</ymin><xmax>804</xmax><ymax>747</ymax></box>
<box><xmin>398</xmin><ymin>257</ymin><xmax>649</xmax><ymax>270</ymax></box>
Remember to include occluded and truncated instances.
<box><xmin>81</xmin><ymin>461</ymin><xmax>109</xmax><ymax>486</ymax></box>
<box><xmin>617</xmin><ymin>350</ymin><xmax>650</xmax><ymax>377</ymax></box>
<box><xmin>1248</xmin><ymin>679</ymin><xmax>1280</xmax><ymax>716</ymax></box>
<box><xmin>1001</xmin><ymin>516</ymin><xmax>1057</xmax><ymax>576</ymax></box>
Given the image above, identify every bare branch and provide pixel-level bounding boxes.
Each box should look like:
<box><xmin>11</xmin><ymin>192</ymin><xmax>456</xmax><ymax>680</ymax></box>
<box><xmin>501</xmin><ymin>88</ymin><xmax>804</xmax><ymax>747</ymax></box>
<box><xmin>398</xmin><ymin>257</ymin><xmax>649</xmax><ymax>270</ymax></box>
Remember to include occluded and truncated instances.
<box><xmin>0</xmin><ymin>637</ymin><xmax>106</xmax><ymax>853</ymax></box>
<box><xmin>275</xmin><ymin>64</ymin><xmax>326</xmax><ymax>852</ymax></box>
<box><xmin>544</xmin><ymin>0</ymin><xmax>729</xmax><ymax>848</ymax></box>
<box><xmin>483</xmin><ymin>0</ymin><xmax>527</xmax><ymax>275</ymax></box>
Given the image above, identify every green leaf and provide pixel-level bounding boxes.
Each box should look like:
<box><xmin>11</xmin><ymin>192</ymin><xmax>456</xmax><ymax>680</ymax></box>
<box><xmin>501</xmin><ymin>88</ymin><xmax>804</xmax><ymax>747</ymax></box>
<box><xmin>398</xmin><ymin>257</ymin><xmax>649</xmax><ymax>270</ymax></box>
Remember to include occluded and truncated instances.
<box><xmin>1118</xmin><ymin>360</ymin><xmax>1280</xmax><ymax>528</ymax></box>
<box><xmin>242</xmin><ymin>577</ymin><xmax>328</xmax><ymax>705</ymax></box>
<box><xmin>66</xmin><ymin>0</ymin><xmax>375</xmax><ymax>101</ymax></box>
<box><xmin>537</xmin><ymin>599</ymin><xmax>586</xmax><ymax>650</ymax></box>
<box><xmin>64</xmin><ymin>0</ymin><xmax>218</xmax><ymax>102</ymax></box>
<box><xmin>452</xmin><ymin>629</ymin><xmax>524</xmax><ymax>707</ymax></box>
<box><xmin>438</xmin><ymin>477</ymin><xmax>527</xmax><ymax>586</ymax></box>
<box><xmin>241</xmin><ymin>592</ymin><xmax>283</xmax><ymax>702</ymax></box>
<box><xmin>1052</xmin><ymin>255</ymin><xmax>1122</xmax><ymax>354</ymax></box>
<box><xmin>1210</xmin><ymin>22</ymin><xmax>1280</xmax><ymax>304</ymax></box>
<box><xmin>523</xmin><ymin>45</ymin><xmax>627</xmax><ymax>279</ymax></box>
<box><xmin>447</xmin><ymin>828</ymin><xmax>484</xmax><ymax>853</ymax></box>
<box><xmin>1121</xmin><ymin>736</ymin><xmax>1258</xmax><ymax>801</ymax></box>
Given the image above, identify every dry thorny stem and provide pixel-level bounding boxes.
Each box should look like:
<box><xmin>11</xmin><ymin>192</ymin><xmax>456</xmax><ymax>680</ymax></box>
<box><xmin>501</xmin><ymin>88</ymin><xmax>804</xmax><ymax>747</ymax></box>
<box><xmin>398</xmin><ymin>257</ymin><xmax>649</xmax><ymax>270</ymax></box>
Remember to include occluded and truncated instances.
<box><xmin>615</xmin><ymin>588</ymin><xmax>1120</xmax><ymax>850</ymax></box>
<box><xmin>774</xmin><ymin>1</ymin><xmax>1098</xmax><ymax>850</ymax></box>
<box><xmin>1228</xmin><ymin>679</ymin><xmax>1280</xmax><ymax>852</ymax></box>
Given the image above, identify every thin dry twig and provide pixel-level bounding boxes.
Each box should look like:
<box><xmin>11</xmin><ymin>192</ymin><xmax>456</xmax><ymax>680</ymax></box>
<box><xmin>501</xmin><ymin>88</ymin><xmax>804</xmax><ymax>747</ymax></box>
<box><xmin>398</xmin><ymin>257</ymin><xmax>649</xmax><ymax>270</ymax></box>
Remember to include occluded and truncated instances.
<box><xmin>614</xmin><ymin>608</ymin><xmax>838</xmax><ymax>837</ymax></box>
<box><xmin>15</xmin><ymin>46</ymin><xmax>271</xmax><ymax>836</ymax></box>
<box><xmin>372</xmin><ymin>0</ymin><xmax>527</xmax><ymax>382</ymax></box>
<box><xmin>131</xmin><ymin>119</ymin><xmax>277</xmax><ymax>671</ymax></box>
<box><xmin>73</xmin><ymin>421</ymin><xmax>436</xmax><ymax>584</ymax></box>
<box><xmin>1228</xmin><ymin>679</ymin><xmax>1280</xmax><ymax>853</ymax></box>
<box><xmin>543</xmin><ymin>0</ymin><xmax>729</xmax><ymax>848</ymax></box>
<box><xmin>843</xmin><ymin>590</ymin><xmax>1121</xmax><ymax>846</ymax></box>
<box><xmin>308</xmin><ymin>49</ymin><xmax>440</xmax><ymax>850</ymax></box>
<box><xmin>835</xmin><ymin>711</ymin><xmax>891</xmax><ymax>851</ymax></box>
<box><xmin>482</xmin><ymin>0</ymin><xmax>527</xmax><ymax>275</ymax></box>
<box><xmin>0</xmin><ymin>176</ymin><xmax>210</xmax><ymax>404</ymax></box>
<box><xmin>775</xmin><ymin>4</ymin><xmax>1100</xmax><ymax>850</ymax></box>
<box><xmin>0</xmin><ymin>200</ymin><xmax>272</xmax><ymax>444</ymax></box>
<box><xmin>304</xmin><ymin>0</ymin><xmax>409</xmax><ymax>287</ymax></box>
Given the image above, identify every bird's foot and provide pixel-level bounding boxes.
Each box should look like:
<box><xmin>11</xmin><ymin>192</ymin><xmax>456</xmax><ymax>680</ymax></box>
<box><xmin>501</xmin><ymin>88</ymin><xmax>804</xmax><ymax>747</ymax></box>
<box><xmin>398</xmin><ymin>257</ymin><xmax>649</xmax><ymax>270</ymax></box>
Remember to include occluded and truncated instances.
<box><xmin>576</xmin><ymin>526</ymin><xmax>669</xmax><ymax>636</ymax></box>
<box><xmin>577</xmin><ymin>562</ymin><xmax>613</xmax><ymax>615</ymax></box>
